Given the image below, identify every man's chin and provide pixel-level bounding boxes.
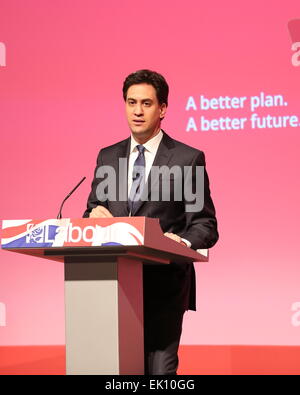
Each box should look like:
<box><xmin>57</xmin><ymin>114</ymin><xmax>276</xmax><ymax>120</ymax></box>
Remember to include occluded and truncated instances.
<box><xmin>129</xmin><ymin>125</ymin><xmax>161</xmax><ymax>143</ymax></box>
<box><xmin>130</xmin><ymin>128</ymin><xmax>148</xmax><ymax>139</ymax></box>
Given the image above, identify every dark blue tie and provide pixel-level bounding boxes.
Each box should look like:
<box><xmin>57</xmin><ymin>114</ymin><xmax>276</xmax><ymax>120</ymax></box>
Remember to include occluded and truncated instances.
<box><xmin>128</xmin><ymin>145</ymin><xmax>145</xmax><ymax>215</ymax></box>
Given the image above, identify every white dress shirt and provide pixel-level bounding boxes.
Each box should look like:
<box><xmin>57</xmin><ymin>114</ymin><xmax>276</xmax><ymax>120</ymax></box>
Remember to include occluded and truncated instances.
<box><xmin>128</xmin><ymin>129</ymin><xmax>164</xmax><ymax>194</ymax></box>
<box><xmin>128</xmin><ymin>129</ymin><xmax>191</xmax><ymax>248</ymax></box>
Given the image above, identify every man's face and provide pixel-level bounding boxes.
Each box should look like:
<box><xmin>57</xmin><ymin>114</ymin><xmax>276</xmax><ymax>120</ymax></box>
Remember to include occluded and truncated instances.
<box><xmin>125</xmin><ymin>83</ymin><xmax>167</xmax><ymax>143</ymax></box>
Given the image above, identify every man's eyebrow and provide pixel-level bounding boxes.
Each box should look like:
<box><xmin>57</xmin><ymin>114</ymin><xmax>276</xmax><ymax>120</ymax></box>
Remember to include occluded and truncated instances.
<box><xmin>127</xmin><ymin>97</ymin><xmax>153</xmax><ymax>102</ymax></box>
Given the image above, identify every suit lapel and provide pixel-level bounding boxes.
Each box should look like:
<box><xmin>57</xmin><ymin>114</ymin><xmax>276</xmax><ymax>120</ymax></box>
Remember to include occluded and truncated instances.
<box><xmin>111</xmin><ymin>137</ymin><xmax>131</xmax><ymax>216</ymax></box>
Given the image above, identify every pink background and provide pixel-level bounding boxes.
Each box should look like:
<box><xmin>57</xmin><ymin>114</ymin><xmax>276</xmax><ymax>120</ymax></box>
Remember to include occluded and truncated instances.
<box><xmin>0</xmin><ymin>0</ymin><xmax>300</xmax><ymax>347</ymax></box>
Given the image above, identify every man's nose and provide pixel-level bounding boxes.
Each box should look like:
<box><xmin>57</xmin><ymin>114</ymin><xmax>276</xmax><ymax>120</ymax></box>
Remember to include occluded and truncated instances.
<box><xmin>134</xmin><ymin>103</ymin><xmax>143</xmax><ymax>116</ymax></box>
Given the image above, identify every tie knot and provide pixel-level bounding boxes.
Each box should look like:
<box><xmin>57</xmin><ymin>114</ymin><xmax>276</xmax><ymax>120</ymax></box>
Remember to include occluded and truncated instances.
<box><xmin>136</xmin><ymin>145</ymin><xmax>145</xmax><ymax>154</ymax></box>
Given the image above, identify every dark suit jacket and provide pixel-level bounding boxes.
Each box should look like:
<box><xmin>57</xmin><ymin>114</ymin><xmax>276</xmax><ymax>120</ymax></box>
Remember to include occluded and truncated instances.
<box><xmin>83</xmin><ymin>130</ymin><xmax>218</xmax><ymax>312</ymax></box>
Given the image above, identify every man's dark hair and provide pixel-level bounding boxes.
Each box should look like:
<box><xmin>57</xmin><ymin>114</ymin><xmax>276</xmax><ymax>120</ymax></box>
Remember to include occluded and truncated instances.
<box><xmin>123</xmin><ymin>69</ymin><xmax>169</xmax><ymax>106</ymax></box>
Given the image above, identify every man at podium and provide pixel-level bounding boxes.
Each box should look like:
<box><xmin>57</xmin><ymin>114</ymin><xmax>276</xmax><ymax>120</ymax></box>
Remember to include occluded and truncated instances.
<box><xmin>83</xmin><ymin>69</ymin><xmax>218</xmax><ymax>375</ymax></box>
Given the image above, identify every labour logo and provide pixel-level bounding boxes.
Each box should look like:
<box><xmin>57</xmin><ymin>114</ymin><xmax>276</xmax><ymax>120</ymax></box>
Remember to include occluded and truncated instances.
<box><xmin>26</xmin><ymin>226</ymin><xmax>44</xmax><ymax>243</ymax></box>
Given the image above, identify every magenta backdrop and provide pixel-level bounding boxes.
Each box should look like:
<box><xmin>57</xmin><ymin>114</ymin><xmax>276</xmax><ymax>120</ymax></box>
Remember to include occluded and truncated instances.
<box><xmin>0</xmin><ymin>0</ymin><xmax>300</xmax><ymax>346</ymax></box>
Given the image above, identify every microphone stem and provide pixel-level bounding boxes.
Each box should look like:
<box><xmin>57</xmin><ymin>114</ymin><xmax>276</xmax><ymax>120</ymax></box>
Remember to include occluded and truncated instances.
<box><xmin>57</xmin><ymin>177</ymin><xmax>86</xmax><ymax>219</ymax></box>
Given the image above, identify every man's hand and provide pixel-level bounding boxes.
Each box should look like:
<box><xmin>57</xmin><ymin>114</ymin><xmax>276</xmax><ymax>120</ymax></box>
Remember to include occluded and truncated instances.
<box><xmin>89</xmin><ymin>206</ymin><xmax>114</xmax><ymax>218</ymax></box>
<box><xmin>164</xmin><ymin>232</ymin><xmax>186</xmax><ymax>245</ymax></box>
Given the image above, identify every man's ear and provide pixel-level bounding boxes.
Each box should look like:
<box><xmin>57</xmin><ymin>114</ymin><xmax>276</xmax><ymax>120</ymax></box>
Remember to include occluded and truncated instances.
<box><xmin>160</xmin><ymin>103</ymin><xmax>167</xmax><ymax>119</ymax></box>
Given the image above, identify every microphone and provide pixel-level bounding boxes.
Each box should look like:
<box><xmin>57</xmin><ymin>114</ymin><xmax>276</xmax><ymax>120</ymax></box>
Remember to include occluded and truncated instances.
<box><xmin>57</xmin><ymin>177</ymin><xmax>86</xmax><ymax>219</ymax></box>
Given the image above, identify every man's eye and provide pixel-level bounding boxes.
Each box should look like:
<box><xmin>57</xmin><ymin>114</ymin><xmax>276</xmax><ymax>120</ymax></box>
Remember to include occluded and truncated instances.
<box><xmin>144</xmin><ymin>102</ymin><xmax>151</xmax><ymax>106</ymax></box>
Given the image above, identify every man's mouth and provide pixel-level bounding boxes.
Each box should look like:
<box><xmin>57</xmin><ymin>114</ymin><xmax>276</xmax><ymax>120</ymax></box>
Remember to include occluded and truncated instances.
<box><xmin>132</xmin><ymin>120</ymin><xmax>145</xmax><ymax>125</ymax></box>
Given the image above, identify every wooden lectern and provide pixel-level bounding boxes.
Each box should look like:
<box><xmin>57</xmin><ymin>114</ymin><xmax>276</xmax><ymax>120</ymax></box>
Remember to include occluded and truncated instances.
<box><xmin>1</xmin><ymin>217</ymin><xmax>208</xmax><ymax>375</ymax></box>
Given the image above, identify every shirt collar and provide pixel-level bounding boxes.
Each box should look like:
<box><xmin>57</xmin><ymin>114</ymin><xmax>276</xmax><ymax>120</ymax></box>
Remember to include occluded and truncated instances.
<box><xmin>130</xmin><ymin>129</ymin><xmax>163</xmax><ymax>154</ymax></box>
